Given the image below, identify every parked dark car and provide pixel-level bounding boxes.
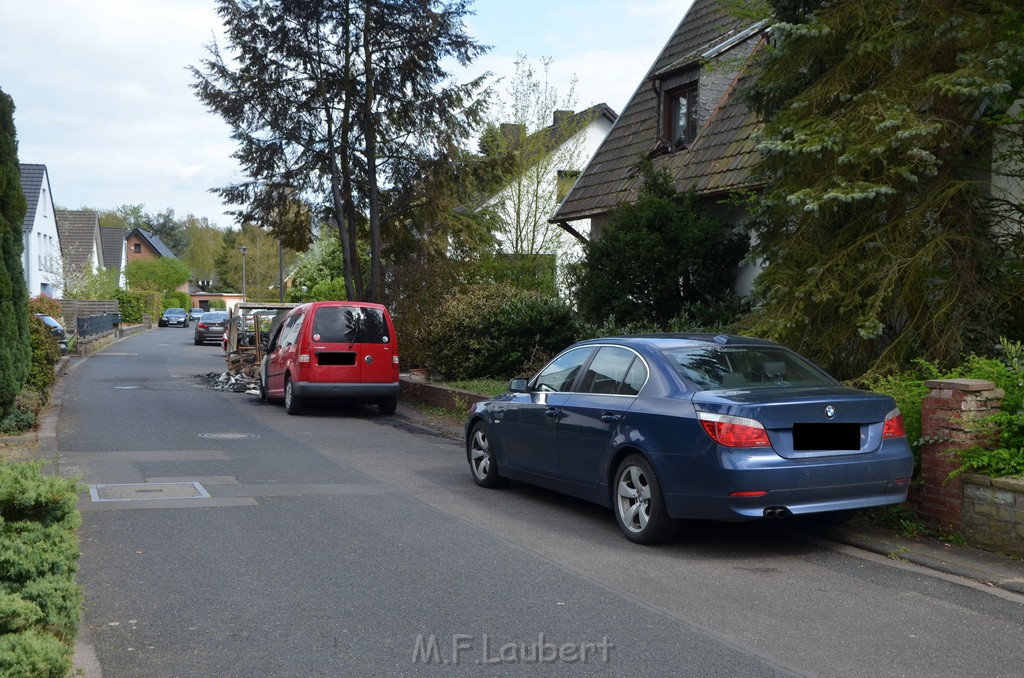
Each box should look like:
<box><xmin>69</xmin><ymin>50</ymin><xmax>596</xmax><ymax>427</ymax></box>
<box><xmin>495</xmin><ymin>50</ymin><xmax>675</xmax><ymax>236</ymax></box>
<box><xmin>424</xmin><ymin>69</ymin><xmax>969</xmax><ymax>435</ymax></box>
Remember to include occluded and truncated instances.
<box><xmin>159</xmin><ymin>307</ymin><xmax>189</xmax><ymax>328</ymax></box>
<box><xmin>36</xmin><ymin>314</ymin><xmax>67</xmax><ymax>354</ymax></box>
<box><xmin>194</xmin><ymin>311</ymin><xmax>229</xmax><ymax>345</ymax></box>
<box><xmin>189</xmin><ymin>307</ymin><xmax>205</xmax><ymax>322</ymax></box>
<box><xmin>465</xmin><ymin>334</ymin><xmax>914</xmax><ymax>544</ymax></box>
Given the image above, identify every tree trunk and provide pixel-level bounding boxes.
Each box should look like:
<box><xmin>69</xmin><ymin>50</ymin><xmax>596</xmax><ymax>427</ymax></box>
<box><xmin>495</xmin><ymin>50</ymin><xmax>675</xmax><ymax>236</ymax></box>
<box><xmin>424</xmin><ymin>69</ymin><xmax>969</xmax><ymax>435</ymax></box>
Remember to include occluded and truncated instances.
<box><xmin>362</xmin><ymin>2</ymin><xmax>382</xmax><ymax>302</ymax></box>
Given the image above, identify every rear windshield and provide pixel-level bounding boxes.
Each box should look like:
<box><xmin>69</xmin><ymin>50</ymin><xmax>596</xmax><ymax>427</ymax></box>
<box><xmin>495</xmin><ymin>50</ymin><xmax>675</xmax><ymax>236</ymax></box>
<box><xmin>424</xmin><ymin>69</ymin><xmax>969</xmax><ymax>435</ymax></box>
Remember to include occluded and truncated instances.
<box><xmin>202</xmin><ymin>312</ymin><xmax>228</xmax><ymax>322</ymax></box>
<box><xmin>310</xmin><ymin>306</ymin><xmax>390</xmax><ymax>344</ymax></box>
<box><xmin>662</xmin><ymin>346</ymin><xmax>837</xmax><ymax>390</ymax></box>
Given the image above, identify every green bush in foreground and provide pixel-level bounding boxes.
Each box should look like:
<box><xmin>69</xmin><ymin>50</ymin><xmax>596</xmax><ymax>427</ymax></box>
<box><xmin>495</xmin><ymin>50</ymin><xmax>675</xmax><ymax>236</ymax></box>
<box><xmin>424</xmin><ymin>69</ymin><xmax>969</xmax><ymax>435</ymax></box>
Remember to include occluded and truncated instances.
<box><xmin>0</xmin><ymin>462</ymin><xmax>82</xmax><ymax>677</ymax></box>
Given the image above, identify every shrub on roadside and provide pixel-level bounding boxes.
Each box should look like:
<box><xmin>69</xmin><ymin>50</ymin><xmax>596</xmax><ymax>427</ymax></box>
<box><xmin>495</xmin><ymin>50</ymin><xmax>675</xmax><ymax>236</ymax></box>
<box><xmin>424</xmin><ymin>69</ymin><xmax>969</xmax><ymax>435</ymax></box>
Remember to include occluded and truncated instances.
<box><xmin>27</xmin><ymin>296</ymin><xmax>61</xmax><ymax>320</ymax></box>
<box><xmin>863</xmin><ymin>339</ymin><xmax>1024</xmax><ymax>479</ymax></box>
<box><xmin>424</xmin><ymin>285</ymin><xmax>577</xmax><ymax>380</ymax></box>
<box><xmin>113</xmin><ymin>289</ymin><xmax>153</xmax><ymax>323</ymax></box>
<box><xmin>0</xmin><ymin>462</ymin><xmax>82</xmax><ymax>677</ymax></box>
<box><xmin>26</xmin><ymin>314</ymin><xmax>60</xmax><ymax>399</ymax></box>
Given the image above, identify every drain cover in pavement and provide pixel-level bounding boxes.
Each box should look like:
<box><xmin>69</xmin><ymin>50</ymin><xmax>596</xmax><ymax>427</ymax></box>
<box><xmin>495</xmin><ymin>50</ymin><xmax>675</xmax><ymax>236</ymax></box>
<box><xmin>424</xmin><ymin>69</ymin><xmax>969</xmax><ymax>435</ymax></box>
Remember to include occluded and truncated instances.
<box><xmin>90</xmin><ymin>482</ymin><xmax>211</xmax><ymax>502</ymax></box>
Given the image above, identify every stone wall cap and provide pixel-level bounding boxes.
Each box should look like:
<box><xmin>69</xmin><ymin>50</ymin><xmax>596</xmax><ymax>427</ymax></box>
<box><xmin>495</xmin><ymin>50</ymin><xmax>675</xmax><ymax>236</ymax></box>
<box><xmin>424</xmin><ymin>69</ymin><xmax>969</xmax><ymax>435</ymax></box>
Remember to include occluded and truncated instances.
<box><xmin>925</xmin><ymin>378</ymin><xmax>997</xmax><ymax>391</ymax></box>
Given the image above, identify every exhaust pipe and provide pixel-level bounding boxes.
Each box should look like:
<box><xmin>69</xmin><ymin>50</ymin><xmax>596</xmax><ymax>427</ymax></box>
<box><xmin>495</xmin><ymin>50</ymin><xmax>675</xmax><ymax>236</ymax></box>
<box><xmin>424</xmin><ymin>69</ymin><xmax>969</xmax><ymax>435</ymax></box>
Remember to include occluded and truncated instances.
<box><xmin>763</xmin><ymin>506</ymin><xmax>792</xmax><ymax>519</ymax></box>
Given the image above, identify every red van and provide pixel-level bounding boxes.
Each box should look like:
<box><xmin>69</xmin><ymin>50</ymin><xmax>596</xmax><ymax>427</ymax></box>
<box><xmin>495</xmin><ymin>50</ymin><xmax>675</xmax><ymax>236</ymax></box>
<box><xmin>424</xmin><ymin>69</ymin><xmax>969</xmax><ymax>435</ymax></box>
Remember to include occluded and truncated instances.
<box><xmin>259</xmin><ymin>301</ymin><xmax>400</xmax><ymax>415</ymax></box>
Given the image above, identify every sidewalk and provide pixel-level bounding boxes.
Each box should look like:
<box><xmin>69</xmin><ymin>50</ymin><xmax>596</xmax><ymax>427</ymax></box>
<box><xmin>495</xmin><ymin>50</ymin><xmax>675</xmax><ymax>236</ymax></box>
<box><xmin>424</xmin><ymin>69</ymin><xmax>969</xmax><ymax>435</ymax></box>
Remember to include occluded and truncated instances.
<box><xmin>393</xmin><ymin>401</ymin><xmax>1024</xmax><ymax>598</ymax></box>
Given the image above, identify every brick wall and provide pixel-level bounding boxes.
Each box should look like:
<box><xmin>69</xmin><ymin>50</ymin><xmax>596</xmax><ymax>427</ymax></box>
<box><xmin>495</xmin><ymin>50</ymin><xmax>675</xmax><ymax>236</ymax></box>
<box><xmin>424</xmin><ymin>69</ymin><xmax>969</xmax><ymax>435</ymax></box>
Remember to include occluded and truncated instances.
<box><xmin>916</xmin><ymin>379</ymin><xmax>1004</xmax><ymax>532</ymax></box>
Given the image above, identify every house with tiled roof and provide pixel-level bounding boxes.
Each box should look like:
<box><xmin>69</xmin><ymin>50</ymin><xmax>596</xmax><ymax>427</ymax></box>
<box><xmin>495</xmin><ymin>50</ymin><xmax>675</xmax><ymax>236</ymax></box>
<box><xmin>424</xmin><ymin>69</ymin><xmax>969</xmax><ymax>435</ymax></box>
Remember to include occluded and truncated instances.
<box><xmin>125</xmin><ymin>226</ymin><xmax>192</xmax><ymax>295</ymax></box>
<box><xmin>126</xmin><ymin>227</ymin><xmax>177</xmax><ymax>262</ymax></box>
<box><xmin>551</xmin><ymin>0</ymin><xmax>766</xmax><ymax>291</ymax></box>
<box><xmin>55</xmin><ymin>208</ymin><xmax>104</xmax><ymax>289</ymax></box>
<box><xmin>99</xmin><ymin>226</ymin><xmax>127</xmax><ymax>288</ymax></box>
<box><xmin>19</xmin><ymin>163</ymin><xmax>64</xmax><ymax>298</ymax></box>
<box><xmin>483</xmin><ymin>103</ymin><xmax>618</xmax><ymax>286</ymax></box>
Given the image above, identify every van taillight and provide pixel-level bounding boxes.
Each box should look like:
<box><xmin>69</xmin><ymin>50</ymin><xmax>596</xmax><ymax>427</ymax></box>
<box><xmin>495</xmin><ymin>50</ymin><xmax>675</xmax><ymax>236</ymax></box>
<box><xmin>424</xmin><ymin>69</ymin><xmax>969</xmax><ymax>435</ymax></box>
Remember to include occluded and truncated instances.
<box><xmin>299</xmin><ymin>353</ymin><xmax>310</xmax><ymax>364</ymax></box>
<box><xmin>393</xmin><ymin>355</ymin><xmax>400</xmax><ymax>365</ymax></box>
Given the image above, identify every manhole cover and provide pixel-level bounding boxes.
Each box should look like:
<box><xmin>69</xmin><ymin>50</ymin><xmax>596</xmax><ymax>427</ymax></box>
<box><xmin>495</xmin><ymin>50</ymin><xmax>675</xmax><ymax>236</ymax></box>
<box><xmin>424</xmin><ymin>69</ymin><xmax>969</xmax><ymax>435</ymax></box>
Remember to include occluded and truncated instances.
<box><xmin>90</xmin><ymin>482</ymin><xmax>211</xmax><ymax>502</ymax></box>
<box><xmin>198</xmin><ymin>433</ymin><xmax>260</xmax><ymax>440</ymax></box>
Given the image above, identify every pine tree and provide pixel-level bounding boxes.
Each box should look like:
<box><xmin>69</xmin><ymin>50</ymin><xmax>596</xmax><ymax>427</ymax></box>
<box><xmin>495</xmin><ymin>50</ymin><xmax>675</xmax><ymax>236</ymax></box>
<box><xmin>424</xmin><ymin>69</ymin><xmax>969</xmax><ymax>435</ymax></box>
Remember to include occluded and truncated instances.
<box><xmin>740</xmin><ymin>0</ymin><xmax>1024</xmax><ymax>378</ymax></box>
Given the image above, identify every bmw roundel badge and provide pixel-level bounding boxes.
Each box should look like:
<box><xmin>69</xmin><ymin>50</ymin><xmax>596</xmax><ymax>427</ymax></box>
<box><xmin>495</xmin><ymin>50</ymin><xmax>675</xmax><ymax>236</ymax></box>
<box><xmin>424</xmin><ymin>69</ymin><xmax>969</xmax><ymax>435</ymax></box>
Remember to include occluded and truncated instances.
<box><xmin>825</xmin><ymin>405</ymin><xmax>836</xmax><ymax>419</ymax></box>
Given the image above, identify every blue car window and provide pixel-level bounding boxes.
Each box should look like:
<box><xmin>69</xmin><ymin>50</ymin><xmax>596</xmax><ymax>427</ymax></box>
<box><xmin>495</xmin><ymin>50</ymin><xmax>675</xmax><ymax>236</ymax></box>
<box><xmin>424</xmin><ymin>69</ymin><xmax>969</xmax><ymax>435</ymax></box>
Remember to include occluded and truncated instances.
<box><xmin>580</xmin><ymin>347</ymin><xmax>643</xmax><ymax>395</ymax></box>
<box><xmin>663</xmin><ymin>346</ymin><xmax>836</xmax><ymax>390</ymax></box>
<box><xmin>533</xmin><ymin>347</ymin><xmax>593</xmax><ymax>392</ymax></box>
<box><xmin>620</xmin><ymin>358</ymin><xmax>648</xmax><ymax>396</ymax></box>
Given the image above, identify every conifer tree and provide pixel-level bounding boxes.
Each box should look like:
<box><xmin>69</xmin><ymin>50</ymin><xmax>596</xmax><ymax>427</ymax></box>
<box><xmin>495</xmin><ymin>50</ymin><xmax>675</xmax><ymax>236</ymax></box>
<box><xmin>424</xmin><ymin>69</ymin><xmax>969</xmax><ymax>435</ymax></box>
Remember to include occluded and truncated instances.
<box><xmin>0</xmin><ymin>87</ymin><xmax>30</xmax><ymax>415</ymax></box>
<box><xmin>741</xmin><ymin>0</ymin><xmax>1024</xmax><ymax>377</ymax></box>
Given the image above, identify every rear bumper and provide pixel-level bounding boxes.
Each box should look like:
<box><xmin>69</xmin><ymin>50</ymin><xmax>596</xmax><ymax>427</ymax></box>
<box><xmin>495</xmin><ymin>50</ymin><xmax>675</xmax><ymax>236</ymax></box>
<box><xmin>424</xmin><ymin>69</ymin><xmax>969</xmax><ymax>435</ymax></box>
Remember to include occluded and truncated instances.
<box><xmin>291</xmin><ymin>381</ymin><xmax>399</xmax><ymax>401</ymax></box>
<box><xmin>660</xmin><ymin>441</ymin><xmax>914</xmax><ymax>521</ymax></box>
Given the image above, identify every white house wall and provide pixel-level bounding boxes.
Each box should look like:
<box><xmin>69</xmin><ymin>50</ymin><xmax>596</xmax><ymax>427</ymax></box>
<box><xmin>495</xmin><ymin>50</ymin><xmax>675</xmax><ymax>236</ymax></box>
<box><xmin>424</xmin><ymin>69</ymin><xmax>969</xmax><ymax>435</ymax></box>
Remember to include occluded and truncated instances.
<box><xmin>487</xmin><ymin>114</ymin><xmax>616</xmax><ymax>293</ymax></box>
<box><xmin>22</xmin><ymin>169</ymin><xmax>63</xmax><ymax>298</ymax></box>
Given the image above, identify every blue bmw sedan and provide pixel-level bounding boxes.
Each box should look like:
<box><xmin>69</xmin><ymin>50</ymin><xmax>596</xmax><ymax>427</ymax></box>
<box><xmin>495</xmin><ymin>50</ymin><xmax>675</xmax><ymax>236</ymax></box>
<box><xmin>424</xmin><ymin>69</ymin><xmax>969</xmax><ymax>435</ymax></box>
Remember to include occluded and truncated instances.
<box><xmin>465</xmin><ymin>334</ymin><xmax>914</xmax><ymax>544</ymax></box>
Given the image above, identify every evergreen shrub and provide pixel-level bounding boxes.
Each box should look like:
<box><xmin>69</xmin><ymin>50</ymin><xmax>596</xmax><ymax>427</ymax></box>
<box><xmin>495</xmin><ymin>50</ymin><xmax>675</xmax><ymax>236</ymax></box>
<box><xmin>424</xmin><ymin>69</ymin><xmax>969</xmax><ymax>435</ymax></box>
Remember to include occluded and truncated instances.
<box><xmin>424</xmin><ymin>285</ymin><xmax>576</xmax><ymax>380</ymax></box>
<box><xmin>0</xmin><ymin>462</ymin><xmax>82</xmax><ymax>677</ymax></box>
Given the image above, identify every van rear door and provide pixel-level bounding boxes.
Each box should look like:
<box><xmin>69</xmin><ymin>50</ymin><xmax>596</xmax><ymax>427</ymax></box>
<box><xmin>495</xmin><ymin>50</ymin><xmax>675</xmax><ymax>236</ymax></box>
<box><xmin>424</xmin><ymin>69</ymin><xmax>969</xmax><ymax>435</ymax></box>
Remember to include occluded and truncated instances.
<box><xmin>307</xmin><ymin>305</ymin><xmax>397</xmax><ymax>384</ymax></box>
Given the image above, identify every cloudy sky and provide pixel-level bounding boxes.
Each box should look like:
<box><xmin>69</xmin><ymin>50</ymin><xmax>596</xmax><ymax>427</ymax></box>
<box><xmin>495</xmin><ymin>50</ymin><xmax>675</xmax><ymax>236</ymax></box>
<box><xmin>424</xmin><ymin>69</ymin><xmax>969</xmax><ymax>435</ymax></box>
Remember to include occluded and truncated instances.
<box><xmin>1</xmin><ymin>0</ymin><xmax>693</xmax><ymax>228</ymax></box>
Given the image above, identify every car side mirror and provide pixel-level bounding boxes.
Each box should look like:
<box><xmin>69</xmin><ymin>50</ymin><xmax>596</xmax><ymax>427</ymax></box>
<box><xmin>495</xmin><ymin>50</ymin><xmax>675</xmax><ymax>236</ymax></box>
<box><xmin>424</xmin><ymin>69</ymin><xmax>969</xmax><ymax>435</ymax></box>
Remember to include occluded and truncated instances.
<box><xmin>509</xmin><ymin>378</ymin><xmax>529</xmax><ymax>393</ymax></box>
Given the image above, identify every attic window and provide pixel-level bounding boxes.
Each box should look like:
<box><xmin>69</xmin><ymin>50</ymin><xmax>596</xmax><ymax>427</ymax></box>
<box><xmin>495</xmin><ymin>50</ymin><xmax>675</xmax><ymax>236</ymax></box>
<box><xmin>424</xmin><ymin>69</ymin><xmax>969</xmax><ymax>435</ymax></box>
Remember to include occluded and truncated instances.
<box><xmin>665</xmin><ymin>83</ymin><xmax>698</xmax><ymax>149</ymax></box>
<box><xmin>133</xmin><ymin>243</ymin><xmax>141</xmax><ymax>253</ymax></box>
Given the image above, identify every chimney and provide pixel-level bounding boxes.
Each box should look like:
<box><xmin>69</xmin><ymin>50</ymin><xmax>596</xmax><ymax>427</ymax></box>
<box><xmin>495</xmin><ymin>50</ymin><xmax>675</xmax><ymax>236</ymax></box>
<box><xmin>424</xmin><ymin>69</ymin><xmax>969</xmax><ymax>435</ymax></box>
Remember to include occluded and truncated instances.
<box><xmin>552</xmin><ymin>110</ymin><xmax>574</xmax><ymax>126</ymax></box>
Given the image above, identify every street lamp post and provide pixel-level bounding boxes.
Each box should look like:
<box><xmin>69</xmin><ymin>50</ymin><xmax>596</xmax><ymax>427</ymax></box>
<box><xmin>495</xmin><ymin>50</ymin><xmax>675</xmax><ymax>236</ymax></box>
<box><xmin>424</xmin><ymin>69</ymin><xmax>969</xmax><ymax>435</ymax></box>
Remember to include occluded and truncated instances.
<box><xmin>240</xmin><ymin>246</ymin><xmax>248</xmax><ymax>301</ymax></box>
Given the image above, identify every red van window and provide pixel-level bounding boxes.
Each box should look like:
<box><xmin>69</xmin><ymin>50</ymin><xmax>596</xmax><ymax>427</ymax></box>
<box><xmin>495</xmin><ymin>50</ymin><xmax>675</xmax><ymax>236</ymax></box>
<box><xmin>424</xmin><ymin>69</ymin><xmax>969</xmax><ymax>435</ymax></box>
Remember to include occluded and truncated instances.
<box><xmin>311</xmin><ymin>306</ymin><xmax>390</xmax><ymax>344</ymax></box>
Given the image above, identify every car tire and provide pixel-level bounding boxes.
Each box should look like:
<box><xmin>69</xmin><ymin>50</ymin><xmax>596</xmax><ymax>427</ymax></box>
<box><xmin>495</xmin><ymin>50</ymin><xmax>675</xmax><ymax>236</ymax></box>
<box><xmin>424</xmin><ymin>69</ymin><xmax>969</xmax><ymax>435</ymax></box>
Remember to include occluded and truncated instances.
<box><xmin>377</xmin><ymin>397</ymin><xmax>398</xmax><ymax>416</ymax></box>
<box><xmin>613</xmin><ymin>454</ymin><xmax>678</xmax><ymax>545</ymax></box>
<box><xmin>258</xmin><ymin>377</ymin><xmax>268</xmax><ymax>404</ymax></box>
<box><xmin>467</xmin><ymin>421</ymin><xmax>507</xmax><ymax>488</ymax></box>
<box><xmin>194</xmin><ymin>336</ymin><xmax>201</xmax><ymax>345</ymax></box>
<box><xmin>284</xmin><ymin>376</ymin><xmax>303</xmax><ymax>415</ymax></box>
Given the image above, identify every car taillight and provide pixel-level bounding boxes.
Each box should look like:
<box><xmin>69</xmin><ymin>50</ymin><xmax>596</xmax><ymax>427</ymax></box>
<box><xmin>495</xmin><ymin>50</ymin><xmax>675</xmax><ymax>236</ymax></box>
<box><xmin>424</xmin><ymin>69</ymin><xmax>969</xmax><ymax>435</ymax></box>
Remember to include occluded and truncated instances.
<box><xmin>697</xmin><ymin>412</ymin><xmax>771</xmax><ymax>448</ymax></box>
<box><xmin>392</xmin><ymin>355</ymin><xmax>400</xmax><ymax>365</ymax></box>
<box><xmin>198</xmin><ymin>323</ymin><xmax>208</xmax><ymax>330</ymax></box>
<box><xmin>883</xmin><ymin>409</ymin><xmax>906</xmax><ymax>439</ymax></box>
<box><xmin>299</xmin><ymin>353</ymin><xmax>310</xmax><ymax>364</ymax></box>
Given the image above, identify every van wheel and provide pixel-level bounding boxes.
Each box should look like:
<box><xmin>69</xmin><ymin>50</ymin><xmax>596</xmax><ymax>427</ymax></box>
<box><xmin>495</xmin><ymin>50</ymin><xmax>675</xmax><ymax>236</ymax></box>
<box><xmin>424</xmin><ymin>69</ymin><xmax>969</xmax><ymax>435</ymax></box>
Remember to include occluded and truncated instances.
<box><xmin>378</xmin><ymin>397</ymin><xmax>398</xmax><ymax>416</ymax></box>
<box><xmin>259</xmin><ymin>377</ymin><xmax>268</xmax><ymax>404</ymax></box>
<box><xmin>284</xmin><ymin>376</ymin><xmax>303</xmax><ymax>415</ymax></box>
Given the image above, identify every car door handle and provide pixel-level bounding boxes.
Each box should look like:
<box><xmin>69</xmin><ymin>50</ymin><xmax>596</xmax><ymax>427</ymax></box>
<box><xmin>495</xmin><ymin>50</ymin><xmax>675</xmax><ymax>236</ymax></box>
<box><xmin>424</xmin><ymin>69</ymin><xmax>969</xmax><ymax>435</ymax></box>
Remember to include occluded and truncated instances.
<box><xmin>545</xmin><ymin>408</ymin><xmax>560</xmax><ymax>419</ymax></box>
<box><xmin>600</xmin><ymin>412</ymin><xmax>621</xmax><ymax>423</ymax></box>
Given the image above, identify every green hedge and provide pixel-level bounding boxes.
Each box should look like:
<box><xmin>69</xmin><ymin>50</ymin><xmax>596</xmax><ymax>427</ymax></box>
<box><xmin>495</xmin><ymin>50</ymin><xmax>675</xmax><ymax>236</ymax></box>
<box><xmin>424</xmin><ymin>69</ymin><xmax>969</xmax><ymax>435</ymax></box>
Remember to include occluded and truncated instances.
<box><xmin>113</xmin><ymin>289</ymin><xmax>161</xmax><ymax>323</ymax></box>
<box><xmin>0</xmin><ymin>462</ymin><xmax>82</xmax><ymax>677</ymax></box>
<box><xmin>423</xmin><ymin>285</ymin><xmax>577</xmax><ymax>380</ymax></box>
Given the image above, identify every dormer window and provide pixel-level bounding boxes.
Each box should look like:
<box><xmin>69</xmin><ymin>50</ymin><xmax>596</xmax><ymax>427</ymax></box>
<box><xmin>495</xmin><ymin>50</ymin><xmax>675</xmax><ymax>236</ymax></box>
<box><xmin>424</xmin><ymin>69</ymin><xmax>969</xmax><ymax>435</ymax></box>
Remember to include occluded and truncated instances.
<box><xmin>665</xmin><ymin>83</ymin><xmax>698</xmax><ymax>148</ymax></box>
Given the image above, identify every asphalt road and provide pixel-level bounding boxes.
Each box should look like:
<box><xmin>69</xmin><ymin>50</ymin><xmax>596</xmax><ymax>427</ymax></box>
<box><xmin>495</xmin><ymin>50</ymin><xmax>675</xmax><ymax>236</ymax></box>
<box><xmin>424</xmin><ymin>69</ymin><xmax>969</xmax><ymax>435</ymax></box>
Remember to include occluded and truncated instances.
<box><xmin>60</xmin><ymin>329</ymin><xmax>1024</xmax><ymax>677</ymax></box>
